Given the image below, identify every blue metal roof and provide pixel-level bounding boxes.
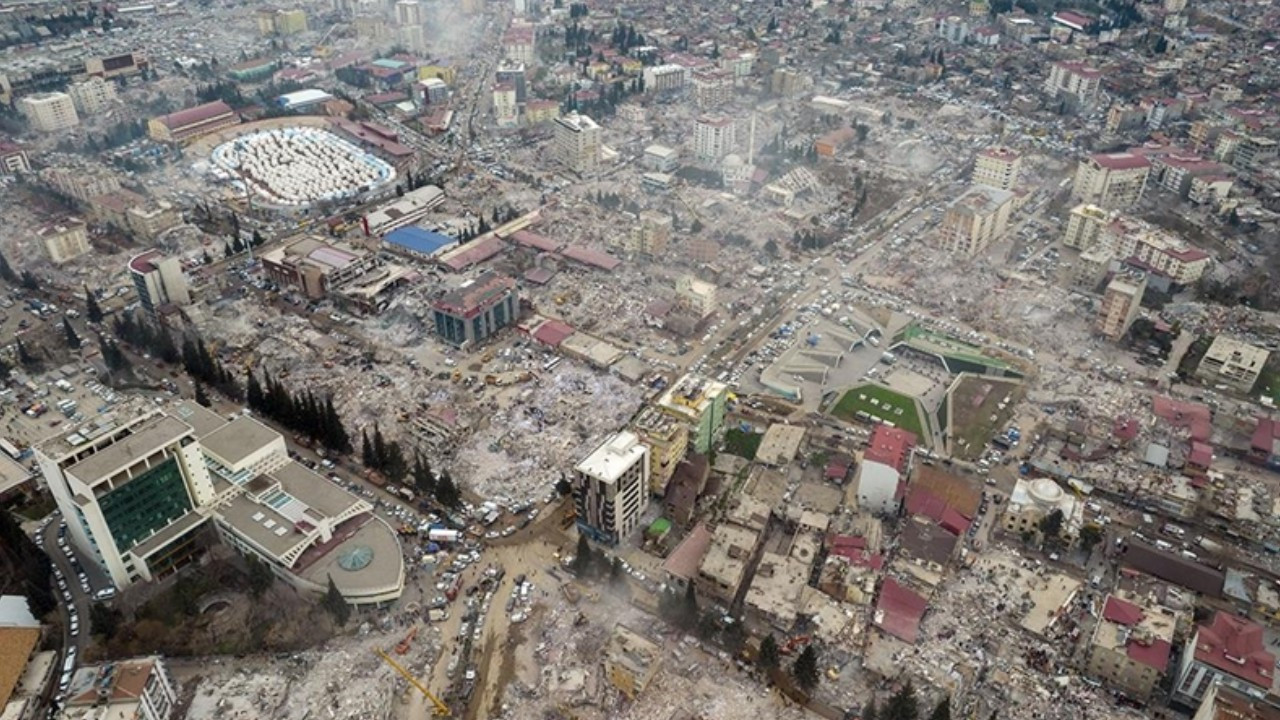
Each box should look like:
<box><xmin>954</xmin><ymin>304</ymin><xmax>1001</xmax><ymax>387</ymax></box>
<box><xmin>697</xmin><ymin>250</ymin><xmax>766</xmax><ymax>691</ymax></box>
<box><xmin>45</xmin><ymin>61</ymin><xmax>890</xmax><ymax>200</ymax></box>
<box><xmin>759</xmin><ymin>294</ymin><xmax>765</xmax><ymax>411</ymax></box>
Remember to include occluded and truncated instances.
<box><xmin>384</xmin><ymin>227</ymin><xmax>457</xmax><ymax>255</ymax></box>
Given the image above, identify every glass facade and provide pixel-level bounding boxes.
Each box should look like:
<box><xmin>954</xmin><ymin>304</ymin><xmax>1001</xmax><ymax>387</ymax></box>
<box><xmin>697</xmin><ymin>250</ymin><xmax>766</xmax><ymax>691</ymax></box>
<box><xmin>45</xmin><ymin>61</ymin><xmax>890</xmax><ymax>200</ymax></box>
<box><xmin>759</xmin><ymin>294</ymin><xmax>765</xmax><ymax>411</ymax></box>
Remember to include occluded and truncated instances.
<box><xmin>99</xmin><ymin>457</ymin><xmax>192</xmax><ymax>551</ymax></box>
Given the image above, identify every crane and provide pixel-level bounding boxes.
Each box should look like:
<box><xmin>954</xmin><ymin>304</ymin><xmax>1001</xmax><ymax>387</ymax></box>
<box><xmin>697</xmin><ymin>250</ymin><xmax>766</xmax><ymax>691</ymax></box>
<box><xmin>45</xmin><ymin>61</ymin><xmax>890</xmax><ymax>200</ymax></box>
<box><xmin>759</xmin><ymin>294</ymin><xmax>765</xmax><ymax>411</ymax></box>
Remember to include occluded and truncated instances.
<box><xmin>374</xmin><ymin>648</ymin><xmax>451</xmax><ymax>717</ymax></box>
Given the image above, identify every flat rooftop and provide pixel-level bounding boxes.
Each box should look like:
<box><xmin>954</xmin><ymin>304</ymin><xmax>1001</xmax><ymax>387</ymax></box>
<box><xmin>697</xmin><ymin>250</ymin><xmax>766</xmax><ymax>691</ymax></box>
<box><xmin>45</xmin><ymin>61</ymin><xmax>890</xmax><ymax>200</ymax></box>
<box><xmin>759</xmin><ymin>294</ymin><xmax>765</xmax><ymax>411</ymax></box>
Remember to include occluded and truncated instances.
<box><xmin>65</xmin><ymin>415</ymin><xmax>191</xmax><ymax>484</ymax></box>
<box><xmin>199</xmin><ymin>415</ymin><xmax>281</xmax><ymax>468</ymax></box>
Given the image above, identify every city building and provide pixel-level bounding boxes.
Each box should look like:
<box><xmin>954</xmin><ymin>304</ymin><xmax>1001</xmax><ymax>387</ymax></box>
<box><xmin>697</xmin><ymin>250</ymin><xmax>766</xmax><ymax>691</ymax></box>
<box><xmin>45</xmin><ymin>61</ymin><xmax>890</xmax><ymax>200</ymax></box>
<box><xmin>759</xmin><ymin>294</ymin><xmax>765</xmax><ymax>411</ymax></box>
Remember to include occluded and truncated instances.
<box><xmin>126</xmin><ymin>199</ymin><xmax>183</xmax><ymax>241</ymax></box>
<box><xmin>603</xmin><ymin>626</ymin><xmax>662</xmax><ymax>699</ymax></box>
<box><xmin>1097</xmin><ymin>218</ymin><xmax>1212</xmax><ymax>286</ymax></box>
<box><xmin>1044</xmin><ymin>60</ymin><xmax>1102</xmax><ymax>107</ymax></box>
<box><xmin>1233</xmin><ymin>136</ymin><xmax>1278</xmax><ymax>172</ymax></box>
<box><xmin>501</xmin><ymin>23</ymin><xmax>536</xmax><ymax>65</ymax></box>
<box><xmin>18</xmin><ymin>91</ymin><xmax>78</xmax><ymax>132</ymax></box>
<box><xmin>692</xmin><ymin>114</ymin><xmax>736</xmax><ymax>162</ymax></box>
<box><xmin>675</xmin><ymin>275</ymin><xmax>716</xmax><ymax>319</ymax></box>
<box><xmin>415</xmin><ymin>78</ymin><xmax>449</xmax><ymax>106</ymax></box>
<box><xmin>696</xmin><ymin>521</ymin><xmax>762</xmax><ymax>605</ymax></box>
<box><xmin>572</xmin><ymin>430</ymin><xmax>650</xmax><ymax>544</ymax></box>
<box><xmin>0</xmin><ymin>142</ymin><xmax>29</xmax><ymax>175</ymax></box>
<box><xmin>258</xmin><ymin>7</ymin><xmax>308</xmax><ymax>35</ymax></box>
<box><xmin>38</xmin><ymin>218</ymin><xmax>91</xmax><ymax>264</ymax></box>
<box><xmin>226</xmin><ymin>57</ymin><xmax>278</xmax><ymax>83</ymax></box>
<box><xmin>855</xmin><ymin>425</ymin><xmax>915</xmax><ymax>515</ymax></box>
<box><xmin>39</xmin><ymin>165</ymin><xmax>121</xmax><ymax>203</ymax></box>
<box><xmin>85</xmin><ymin>51</ymin><xmax>149</xmax><ymax>80</ymax></box>
<box><xmin>261</xmin><ymin>237</ymin><xmax>379</xmax><ymax>299</ymax></box>
<box><xmin>0</xmin><ymin>595</ymin><xmax>41</xmax><ymax>716</ymax></box>
<box><xmin>61</xmin><ymin>656</ymin><xmax>177</xmax><ymax>720</ymax></box>
<box><xmin>642</xmin><ymin>64</ymin><xmax>689</xmax><ymax>94</ymax></box>
<box><xmin>1085</xmin><ymin>594</ymin><xmax>1176</xmax><ymax>701</ymax></box>
<box><xmin>1174</xmin><ymin>612</ymin><xmax>1276</xmax><ymax>706</ymax></box>
<box><xmin>1193</xmin><ymin>682</ymin><xmax>1280</xmax><ymax>720</ymax></box>
<box><xmin>691</xmin><ymin>69</ymin><xmax>733</xmax><ymax>109</ymax></box>
<box><xmin>128</xmin><ymin>250</ymin><xmax>191</xmax><ymax>315</ymax></box>
<box><xmin>1196</xmin><ymin>336</ymin><xmax>1270</xmax><ymax>394</ymax></box>
<box><xmin>1096</xmin><ymin>274</ymin><xmax>1146</xmax><ymax>341</ymax></box>
<box><xmin>1000</xmin><ymin>477</ymin><xmax>1081</xmax><ymax>541</ymax></box>
<box><xmin>495</xmin><ymin>61</ymin><xmax>527</xmax><ymax>104</ymax></box>
<box><xmin>643</xmin><ymin>144</ymin><xmax>679</xmax><ymax>173</ymax></box>
<box><xmin>394</xmin><ymin>0</ymin><xmax>424</xmax><ymax>26</ymax></box>
<box><xmin>632</xmin><ymin>210</ymin><xmax>672</xmax><ymax>256</ymax></box>
<box><xmin>147</xmin><ymin>101</ymin><xmax>240</xmax><ymax>144</ymax></box>
<box><xmin>524</xmin><ymin>99</ymin><xmax>559</xmax><ymax>125</ymax></box>
<box><xmin>492</xmin><ymin>83</ymin><xmax>518</xmax><ymax>127</ymax></box>
<box><xmin>1072</xmin><ymin>153</ymin><xmax>1151</xmax><ymax>209</ymax></box>
<box><xmin>552</xmin><ymin>112</ymin><xmax>601</xmax><ymax>175</ymax></box>
<box><xmin>67</xmin><ymin>76</ymin><xmax>118</xmax><ymax>115</ymax></box>
<box><xmin>431</xmin><ymin>271</ymin><xmax>519</xmax><ymax>347</ymax></box>
<box><xmin>972</xmin><ymin>146</ymin><xmax>1022</xmax><ymax>191</ymax></box>
<box><xmin>938</xmin><ymin>185</ymin><xmax>1014</xmax><ymax>256</ymax></box>
<box><xmin>36</xmin><ymin>402</ymin><xmax>405</xmax><ymax>604</ymax></box>
<box><xmin>362</xmin><ymin>185</ymin><xmax>445</xmax><ymax>236</ymax></box>
<box><xmin>655</xmin><ymin>374</ymin><xmax>729</xmax><ymax>454</ymax></box>
<box><xmin>631</xmin><ymin>406</ymin><xmax>688</xmax><ymax>496</ymax></box>
<box><xmin>1063</xmin><ymin>203</ymin><xmax>1116</xmax><ymax>250</ymax></box>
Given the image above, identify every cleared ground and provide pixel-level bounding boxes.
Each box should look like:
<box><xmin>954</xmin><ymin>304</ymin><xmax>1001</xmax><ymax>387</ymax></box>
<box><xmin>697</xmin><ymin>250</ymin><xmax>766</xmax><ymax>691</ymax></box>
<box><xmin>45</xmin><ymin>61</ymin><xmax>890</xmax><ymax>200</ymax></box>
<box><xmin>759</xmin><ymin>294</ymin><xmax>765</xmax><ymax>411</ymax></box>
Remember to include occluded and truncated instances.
<box><xmin>946</xmin><ymin>376</ymin><xmax>1025</xmax><ymax>460</ymax></box>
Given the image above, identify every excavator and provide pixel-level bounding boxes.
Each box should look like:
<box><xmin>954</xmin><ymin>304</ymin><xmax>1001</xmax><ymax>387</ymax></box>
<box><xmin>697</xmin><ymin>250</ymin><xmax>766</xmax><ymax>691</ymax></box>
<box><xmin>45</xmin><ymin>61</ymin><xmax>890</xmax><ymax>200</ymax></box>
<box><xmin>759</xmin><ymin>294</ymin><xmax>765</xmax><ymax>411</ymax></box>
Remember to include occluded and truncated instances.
<box><xmin>375</xmin><ymin>648</ymin><xmax>451</xmax><ymax>717</ymax></box>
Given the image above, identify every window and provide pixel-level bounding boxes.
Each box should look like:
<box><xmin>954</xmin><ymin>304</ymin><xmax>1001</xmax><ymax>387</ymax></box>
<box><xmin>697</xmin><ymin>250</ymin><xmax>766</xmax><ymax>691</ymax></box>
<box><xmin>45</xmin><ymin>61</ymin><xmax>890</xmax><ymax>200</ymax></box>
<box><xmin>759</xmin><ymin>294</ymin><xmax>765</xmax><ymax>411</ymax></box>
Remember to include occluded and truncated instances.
<box><xmin>99</xmin><ymin>457</ymin><xmax>192</xmax><ymax>550</ymax></box>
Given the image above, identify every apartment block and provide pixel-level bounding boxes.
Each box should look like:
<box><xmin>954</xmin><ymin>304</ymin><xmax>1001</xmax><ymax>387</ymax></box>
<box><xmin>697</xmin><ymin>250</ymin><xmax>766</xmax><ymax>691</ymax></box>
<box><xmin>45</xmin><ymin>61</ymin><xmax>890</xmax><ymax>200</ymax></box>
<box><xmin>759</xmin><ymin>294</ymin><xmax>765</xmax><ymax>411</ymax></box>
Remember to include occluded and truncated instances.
<box><xmin>1085</xmin><ymin>594</ymin><xmax>1176</xmax><ymax>701</ymax></box>
<box><xmin>631</xmin><ymin>406</ymin><xmax>688</xmax><ymax>496</ymax></box>
<box><xmin>62</xmin><ymin>656</ymin><xmax>178</xmax><ymax>720</ymax></box>
<box><xmin>692</xmin><ymin>114</ymin><xmax>736</xmax><ymax>162</ymax></box>
<box><xmin>939</xmin><ymin>185</ymin><xmax>1014</xmax><ymax>256</ymax></box>
<box><xmin>40</xmin><ymin>165</ymin><xmax>121</xmax><ymax>203</ymax></box>
<box><xmin>972</xmin><ymin>146</ymin><xmax>1021</xmax><ymax>191</ymax></box>
<box><xmin>572</xmin><ymin>431</ymin><xmax>650</xmax><ymax>544</ymax></box>
<box><xmin>691</xmin><ymin>69</ymin><xmax>734</xmax><ymax>110</ymax></box>
<box><xmin>1195</xmin><ymin>336</ymin><xmax>1269</xmax><ymax>393</ymax></box>
<box><xmin>1096</xmin><ymin>274</ymin><xmax>1146</xmax><ymax>341</ymax></box>
<box><xmin>0</xmin><ymin>142</ymin><xmax>30</xmax><ymax>174</ymax></box>
<box><xmin>19</xmin><ymin>91</ymin><xmax>79</xmax><ymax>132</ymax></box>
<box><xmin>603</xmin><ymin>626</ymin><xmax>662</xmax><ymax>699</ymax></box>
<box><xmin>642</xmin><ymin>64</ymin><xmax>690</xmax><ymax>94</ymax></box>
<box><xmin>1072</xmin><ymin>152</ymin><xmax>1151</xmax><ymax>209</ymax></box>
<box><xmin>675</xmin><ymin>275</ymin><xmax>717</xmax><ymax>318</ymax></box>
<box><xmin>1062</xmin><ymin>203</ymin><xmax>1115</xmax><ymax>249</ymax></box>
<box><xmin>1044</xmin><ymin>60</ymin><xmax>1102</xmax><ymax>107</ymax></box>
<box><xmin>126</xmin><ymin>199</ymin><xmax>183</xmax><ymax>241</ymax></box>
<box><xmin>1174</xmin><ymin>612</ymin><xmax>1275</xmax><ymax>706</ymax></box>
<box><xmin>552</xmin><ymin>112</ymin><xmax>601</xmax><ymax>174</ymax></box>
<box><xmin>68</xmin><ymin>76</ymin><xmax>118</xmax><ymax>115</ymax></box>
<box><xmin>656</xmin><ymin>374</ymin><xmax>729</xmax><ymax>454</ymax></box>
<box><xmin>38</xmin><ymin>218</ymin><xmax>92</xmax><ymax>264</ymax></box>
<box><xmin>1233</xmin><ymin>136</ymin><xmax>1278</xmax><ymax>172</ymax></box>
<box><xmin>1097</xmin><ymin>217</ymin><xmax>1211</xmax><ymax>285</ymax></box>
<box><xmin>1193</xmin><ymin>683</ymin><xmax>1280</xmax><ymax>720</ymax></box>
<box><xmin>129</xmin><ymin>249</ymin><xmax>191</xmax><ymax>314</ymax></box>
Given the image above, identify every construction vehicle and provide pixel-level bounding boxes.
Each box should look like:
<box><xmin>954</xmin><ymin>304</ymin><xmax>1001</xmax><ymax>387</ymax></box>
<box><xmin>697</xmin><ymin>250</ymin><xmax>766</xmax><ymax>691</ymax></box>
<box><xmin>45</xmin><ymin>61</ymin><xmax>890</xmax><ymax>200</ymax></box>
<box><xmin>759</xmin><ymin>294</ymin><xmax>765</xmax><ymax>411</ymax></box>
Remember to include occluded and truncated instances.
<box><xmin>374</xmin><ymin>648</ymin><xmax>450</xmax><ymax>717</ymax></box>
<box><xmin>395</xmin><ymin>627</ymin><xmax>418</xmax><ymax>655</ymax></box>
<box><xmin>779</xmin><ymin>635</ymin><xmax>810</xmax><ymax>656</ymax></box>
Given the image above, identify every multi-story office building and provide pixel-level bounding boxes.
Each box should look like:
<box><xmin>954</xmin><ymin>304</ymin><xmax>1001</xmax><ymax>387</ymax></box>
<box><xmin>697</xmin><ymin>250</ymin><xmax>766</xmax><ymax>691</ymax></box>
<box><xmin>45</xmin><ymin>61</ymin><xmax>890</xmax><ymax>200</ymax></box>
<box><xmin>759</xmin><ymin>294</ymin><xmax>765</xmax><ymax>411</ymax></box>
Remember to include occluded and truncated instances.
<box><xmin>37</xmin><ymin>401</ymin><xmax>405</xmax><ymax>605</ymax></box>
<box><xmin>1044</xmin><ymin>60</ymin><xmax>1102</xmax><ymax>107</ymax></box>
<box><xmin>1072</xmin><ymin>152</ymin><xmax>1152</xmax><ymax>209</ymax></box>
<box><xmin>128</xmin><ymin>249</ymin><xmax>191</xmax><ymax>315</ymax></box>
<box><xmin>67</xmin><ymin>76</ymin><xmax>118</xmax><ymax>115</ymax></box>
<box><xmin>655</xmin><ymin>374</ymin><xmax>729</xmax><ymax>454</ymax></box>
<box><xmin>38</xmin><ymin>218</ymin><xmax>91</xmax><ymax>264</ymax></box>
<box><xmin>552</xmin><ymin>112</ymin><xmax>601</xmax><ymax>174</ymax></box>
<box><xmin>692</xmin><ymin>114</ymin><xmax>736</xmax><ymax>162</ymax></box>
<box><xmin>19</xmin><ymin>92</ymin><xmax>79</xmax><ymax>132</ymax></box>
<box><xmin>394</xmin><ymin>0</ymin><xmax>423</xmax><ymax>25</ymax></box>
<box><xmin>1195</xmin><ymin>336</ymin><xmax>1270</xmax><ymax>393</ymax></box>
<box><xmin>1085</xmin><ymin>594</ymin><xmax>1176</xmax><ymax>701</ymax></box>
<box><xmin>1174</xmin><ymin>612</ymin><xmax>1276</xmax><ymax>706</ymax></box>
<box><xmin>431</xmin><ymin>271</ymin><xmax>519</xmax><ymax>347</ymax></box>
<box><xmin>261</xmin><ymin>237</ymin><xmax>379</xmax><ymax>299</ymax></box>
<box><xmin>62</xmin><ymin>657</ymin><xmax>178</xmax><ymax>720</ymax></box>
<box><xmin>572</xmin><ymin>431</ymin><xmax>650</xmax><ymax>544</ymax></box>
<box><xmin>630</xmin><ymin>406</ymin><xmax>688</xmax><ymax>496</ymax></box>
<box><xmin>972</xmin><ymin>146</ymin><xmax>1022</xmax><ymax>190</ymax></box>
<box><xmin>1096</xmin><ymin>274</ymin><xmax>1145</xmax><ymax>341</ymax></box>
<box><xmin>938</xmin><ymin>185</ymin><xmax>1014</xmax><ymax>256</ymax></box>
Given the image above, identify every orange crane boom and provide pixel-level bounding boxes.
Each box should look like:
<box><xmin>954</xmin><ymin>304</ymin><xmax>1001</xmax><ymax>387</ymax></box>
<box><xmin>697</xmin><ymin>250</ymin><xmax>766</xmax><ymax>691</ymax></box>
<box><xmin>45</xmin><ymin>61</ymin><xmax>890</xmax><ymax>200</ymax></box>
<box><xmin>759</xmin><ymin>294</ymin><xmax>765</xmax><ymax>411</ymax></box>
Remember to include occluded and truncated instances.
<box><xmin>375</xmin><ymin>648</ymin><xmax>450</xmax><ymax>716</ymax></box>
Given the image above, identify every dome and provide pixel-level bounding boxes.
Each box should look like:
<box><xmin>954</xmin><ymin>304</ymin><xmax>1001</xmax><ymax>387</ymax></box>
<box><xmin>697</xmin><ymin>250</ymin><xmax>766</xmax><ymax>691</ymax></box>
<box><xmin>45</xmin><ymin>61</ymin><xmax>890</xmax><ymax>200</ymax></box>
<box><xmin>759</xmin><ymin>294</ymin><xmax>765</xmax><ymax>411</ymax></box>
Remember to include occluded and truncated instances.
<box><xmin>337</xmin><ymin>545</ymin><xmax>374</xmax><ymax>571</ymax></box>
<box><xmin>1030</xmin><ymin>478</ymin><xmax>1064</xmax><ymax>507</ymax></box>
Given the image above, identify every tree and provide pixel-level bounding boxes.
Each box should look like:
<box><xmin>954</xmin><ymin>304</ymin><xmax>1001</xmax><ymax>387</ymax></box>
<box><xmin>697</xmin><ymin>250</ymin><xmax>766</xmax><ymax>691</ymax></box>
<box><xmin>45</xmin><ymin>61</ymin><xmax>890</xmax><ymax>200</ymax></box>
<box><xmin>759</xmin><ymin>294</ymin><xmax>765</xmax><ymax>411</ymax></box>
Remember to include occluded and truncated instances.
<box><xmin>16</xmin><ymin>338</ymin><xmax>35</xmax><ymax>367</ymax></box>
<box><xmin>885</xmin><ymin>681</ymin><xmax>919</xmax><ymax>720</ymax></box>
<box><xmin>758</xmin><ymin>634</ymin><xmax>780</xmax><ymax>671</ymax></box>
<box><xmin>246</xmin><ymin>554</ymin><xmax>274</xmax><ymax>598</ymax></box>
<box><xmin>609</xmin><ymin>555</ymin><xmax>624</xmax><ymax>586</ymax></box>
<box><xmin>763</xmin><ymin>239</ymin><xmax>779</xmax><ymax>256</ymax></box>
<box><xmin>792</xmin><ymin>645</ymin><xmax>820</xmax><ymax>691</ymax></box>
<box><xmin>697</xmin><ymin>610</ymin><xmax>720</xmax><ymax>640</ymax></box>
<box><xmin>194</xmin><ymin>381</ymin><xmax>211</xmax><ymax>407</ymax></box>
<box><xmin>1078</xmin><ymin>523</ymin><xmax>1103</xmax><ymax>554</ymax></box>
<box><xmin>323</xmin><ymin>575</ymin><xmax>351</xmax><ymax>626</ymax></box>
<box><xmin>0</xmin><ymin>250</ymin><xmax>15</xmax><ymax>283</ymax></box>
<box><xmin>554</xmin><ymin>476</ymin><xmax>572</xmax><ymax>496</ymax></box>
<box><xmin>435</xmin><ymin>471</ymin><xmax>460</xmax><ymax>508</ymax></box>
<box><xmin>63</xmin><ymin>317</ymin><xmax>81</xmax><ymax>348</ymax></box>
<box><xmin>571</xmin><ymin>533</ymin><xmax>593</xmax><ymax>575</ymax></box>
<box><xmin>928</xmin><ymin>698</ymin><xmax>951</xmax><ymax>720</ymax></box>
<box><xmin>361</xmin><ymin>429</ymin><xmax>374</xmax><ymax>468</ymax></box>
<box><xmin>1039</xmin><ymin>508</ymin><xmax>1064</xmax><ymax>546</ymax></box>
<box><xmin>90</xmin><ymin>603</ymin><xmax>121</xmax><ymax>640</ymax></box>
<box><xmin>85</xmin><ymin>288</ymin><xmax>103</xmax><ymax>323</ymax></box>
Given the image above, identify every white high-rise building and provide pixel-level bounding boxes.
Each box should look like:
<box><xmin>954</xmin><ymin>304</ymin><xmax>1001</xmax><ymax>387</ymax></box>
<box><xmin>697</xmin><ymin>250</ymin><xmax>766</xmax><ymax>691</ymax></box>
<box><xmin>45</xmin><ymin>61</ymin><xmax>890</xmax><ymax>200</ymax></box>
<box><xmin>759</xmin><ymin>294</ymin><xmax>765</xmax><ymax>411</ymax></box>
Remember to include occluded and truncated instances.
<box><xmin>394</xmin><ymin>0</ymin><xmax>423</xmax><ymax>25</ymax></box>
<box><xmin>19</xmin><ymin>91</ymin><xmax>79</xmax><ymax>132</ymax></box>
<box><xmin>572</xmin><ymin>431</ymin><xmax>650</xmax><ymax>545</ymax></box>
<box><xmin>68</xmin><ymin>76</ymin><xmax>118</xmax><ymax>115</ymax></box>
<box><xmin>553</xmin><ymin>112</ymin><xmax>601</xmax><ymax>174</ymax></box>
<box><xmin>693</xmin><ymin>115</ymin><xmax>735</xmax><ymax>161</ymax></box>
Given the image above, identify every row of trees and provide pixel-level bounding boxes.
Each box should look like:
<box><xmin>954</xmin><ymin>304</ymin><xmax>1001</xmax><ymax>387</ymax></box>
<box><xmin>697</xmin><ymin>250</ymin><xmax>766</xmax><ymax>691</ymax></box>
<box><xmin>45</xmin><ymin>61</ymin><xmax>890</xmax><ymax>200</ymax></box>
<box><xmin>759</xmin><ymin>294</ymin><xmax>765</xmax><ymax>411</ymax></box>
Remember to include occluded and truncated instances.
<box><xmin>112</xmin><ymin>312</ymin><xmax>243</xmax><ymax>399</ymax></box>
<box><xmin>361</xmin><ymin>425</ymin><xmax>461</xmax><ymax>507</ymax></box>
<box><xmin>246</xmin><ymin>370</ymin><xmax>351</xmax><ymax>453</ymax></box>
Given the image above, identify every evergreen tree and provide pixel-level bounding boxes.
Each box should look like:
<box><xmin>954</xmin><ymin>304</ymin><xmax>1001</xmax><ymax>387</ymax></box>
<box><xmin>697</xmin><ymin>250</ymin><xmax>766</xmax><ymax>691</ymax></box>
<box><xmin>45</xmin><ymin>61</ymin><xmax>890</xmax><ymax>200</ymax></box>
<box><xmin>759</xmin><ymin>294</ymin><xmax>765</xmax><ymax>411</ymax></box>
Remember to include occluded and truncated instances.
<box><xmin>194</xmin><ymin>381</ymin><xmax>211</xmax><ymax>407</ymax></box>
<box><xmin>411</xmin><ymin>454</ymin><xmax>435</xmax><ymax>496</ymax></box>
<box><xmin>0</xmin><ymin>250</ymin><xmax>15</xmax><ymax>283</ymax></box>
<box><xmin>246</xmin><ymin>371</ymin><xmax>264</xmax><ymax>411</ymax></box>
<box><xmin>323</xmin><ymin>575</ymin><xmax>351</xmax><ymax>626</ymax></box>
<box><xmin>928</xmin><ymin>698</ymin><xmax>951</xmax><ymax>720</ymax></box>
<box><xmin>372</xmin><ymin>425</ymin><xmax>387</xmax><ymax>470</ymax></box>
<box><xmin>246</xmin><ymin>555</ymin><xmax>274</xmax><ymax>598</ymax></box>
<box><xmin>759</xmin><ymin>634</ymin><xmax>780</xmax><ymax>670</ymax></box>
<box><xmin>0</xmin><ymin>354</ymin><xmax>10</xmax><ymax>381</ymax></box>
<box><xmin>435</xmin><ymin>471</ymin><xmax>460</xmax><ymax>508</ymax></box>
<box><xmin>252</xmin><ymin>229</ymin><xmax>264</xmax><ymax>246</ymax></box>
<box><xmin>16</xmin><ymin>338</ymin><xmax>35</xmax><ymax>366</ymax></box>
<box><xmin>63</xmin><ymin>317</ymin><xmax>81</xmax><ymax>348</ymax></box>
<box><xmin>792</xmin><ymin>645</ymin><xmax>820</xmax><ymax>691</ymax></box>
<box><xmin>361</xmin><ymin>429</ymin><xmax>374</xmax><ymax>468</ymax></box>
<box><xmin>0</xmin><ymin>510</ymin><xmax>56</xmax><ymax>615</ymax></box>
<box><xmin>885</xmin><ymin>681</ymin><xmax>919</xmax><ymax>720</ymax></box>
<box><xmin>85</xmin><ymin>287</ymin><xmax>103</xmax><ymax>323</ymax></box>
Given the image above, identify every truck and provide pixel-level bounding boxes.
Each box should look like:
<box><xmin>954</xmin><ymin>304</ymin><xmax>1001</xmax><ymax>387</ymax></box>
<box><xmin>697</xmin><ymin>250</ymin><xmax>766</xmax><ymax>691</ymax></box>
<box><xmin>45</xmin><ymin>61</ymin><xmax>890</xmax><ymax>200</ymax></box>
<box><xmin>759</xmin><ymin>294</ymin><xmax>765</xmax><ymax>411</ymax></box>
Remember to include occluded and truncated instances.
<box><xmin>428</xmin><ymin>528</ymin><xmax>462</xmax><ymax>543</ymax></box>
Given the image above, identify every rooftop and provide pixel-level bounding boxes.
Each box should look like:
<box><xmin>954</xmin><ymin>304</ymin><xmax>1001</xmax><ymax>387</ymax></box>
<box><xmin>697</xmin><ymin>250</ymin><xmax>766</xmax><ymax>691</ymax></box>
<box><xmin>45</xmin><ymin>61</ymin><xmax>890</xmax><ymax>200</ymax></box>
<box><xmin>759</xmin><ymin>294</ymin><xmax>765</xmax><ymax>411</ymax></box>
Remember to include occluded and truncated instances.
<box><xmin>948</xmin><ymin>185</ymin><xmax>1014</xmax><ymax>216</ymax></box>
<box><xmin>1194</xmin><ymin>612</ymin><xmax>1274</xmax><ymax>690</ymax></box>
<box><xmin>155</xmin><ymin>100</ymin><xmax>234</xmax><ymax>130</ymax></box>
<box><xmin>575</xmin><ymin>431</ymin><xmax>646</xmax><ymax>484</ymax></box>
<box><xmin>199</xmin><ymin>415</ymin><xmax>280</xmax><ymax>469</ymax></box>
<box><xmin>661</xmin><ymin>523</ymin><xmax>713</xmax><ymax>580</ymax></box>
<box><xmin>64</xmin><ymin>657</ymin><xmax>160</xmax><ymax>711</ymax></box>
<box><xmin>605</xmin><ymin>625</ymin><xmax>661</xmax><ymax>678</ymax></box>
<box><xmin>433</xmin><ymin>271</ymin><xmax>516</xmax><ymax>318</ymax></box>
<box><xmin>874</xmin><ymin>578</ymin><xmax>927</xmax><ymax>643</ymax></box>
<box><xmin>65</xmin><ymin>414</ymin><xmax>191</xmax><ymax>484</ymax></box>
<box><xmin>1092</xmin><ymin>594</ymin><xmax>1175</xmax><ymax>672</ymax></box>
<box><xmin>1091</xmin><ymin>152</ymin><xmax>1151</xmax><ymax>172</ymax></box>
<box><xmin>384</xmin><ymin>226</ymin><xmax>457</xmax><ymax>256</ymax></box>
<box><xmin>755</xmin><ymin>424</ymin><xmax>805</xmax><ymax>466</ymax></box>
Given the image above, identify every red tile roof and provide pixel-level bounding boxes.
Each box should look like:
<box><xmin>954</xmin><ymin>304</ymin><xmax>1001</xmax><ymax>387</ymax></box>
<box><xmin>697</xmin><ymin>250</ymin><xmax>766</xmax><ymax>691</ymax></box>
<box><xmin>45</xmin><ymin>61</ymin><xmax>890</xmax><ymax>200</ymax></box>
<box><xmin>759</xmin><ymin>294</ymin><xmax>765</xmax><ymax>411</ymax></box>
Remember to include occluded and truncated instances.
<box><xmin>1188</xmin><ymin>441</ymin><xmax>1213</xmax><ymax>468</ymax></box>
<box><xmin>157</xmin><ymin>100</ymin><xmax>234</xmax><ymax>130</ymax></box>
<box><xmin>532</xmin><ymin>319</ymin><xmax>574</xmax><ymax>347</ymax></box>
<box><xmin>1103</xmin><ymin>595</ymin><xmax>1144</xmax><ymax>626</ymax></box>
<box><xmin>1152</xmin><ymin>395</ymin><xmax>1212</xmax><ymax>442</ymax></box>
<box><xmin>511</xmin><ymin>229</ymin><xmax>559</xmax><ymax>252</ymax></box>
<box><xmin>1091</xmin><ymin>152</ymin><xmax>1151</xmax><ymax>171</ymax></box>
<box><xmin>559</xmin><ymin>245</ymin><xmax>621</xmax><ymax>271</ymax></box>
<box><xmin>1128</xmin><ymin>637</ymin><xmax>1173</xmax><ymax>672</ymax></box>
<box><xmin>864</xmin><ymin>425</ymin><xmax>916</xmax><ymax>473</ymax></box>
<box><xmin>1195</xmin><ymin>612</ymin><xmax>1274</xmax><ymax>690</ymax></box>
<box><xmin>875</xmin><ymin>578</ymin><xmax>927</xmax><ymax>644</ymax></box>
<box><xmin>1253</xmin><ymin>417</ymin><xmax>1280</xmax><ymax>454</ymax></box>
